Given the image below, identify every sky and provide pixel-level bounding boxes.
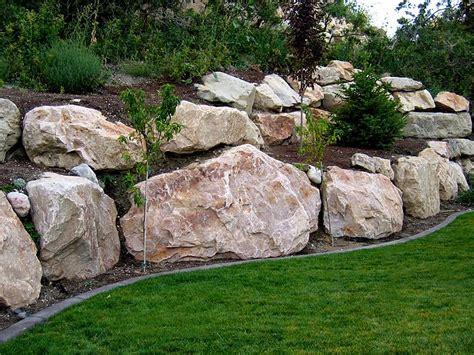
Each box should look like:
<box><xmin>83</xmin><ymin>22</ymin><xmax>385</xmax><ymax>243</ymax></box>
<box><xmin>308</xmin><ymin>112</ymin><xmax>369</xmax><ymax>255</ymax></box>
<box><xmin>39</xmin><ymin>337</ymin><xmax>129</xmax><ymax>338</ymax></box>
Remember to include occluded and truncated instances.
<box><xmin>357</xmin><ymin>0</ymin><xmax>429</xmax><ymax>36</ymax></box>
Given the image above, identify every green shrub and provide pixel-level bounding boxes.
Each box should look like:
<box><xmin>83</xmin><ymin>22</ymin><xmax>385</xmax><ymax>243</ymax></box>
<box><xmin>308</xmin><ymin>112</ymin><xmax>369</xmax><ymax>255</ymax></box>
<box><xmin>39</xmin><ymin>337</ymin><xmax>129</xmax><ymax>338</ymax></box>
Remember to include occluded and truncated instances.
<box><xmin>333</xmin><ymin>69</ymin><xmax>407</xmax><ymax>149</ymax></box>
<box><xmin>42</xmin><ymin>40</ymin><xmax>107</xmax><ymax>93</ymax></box>
<box><xmin>457</xmin><ymin>189</ymin><xmax>474</xmax><ymax>207</ymax></box>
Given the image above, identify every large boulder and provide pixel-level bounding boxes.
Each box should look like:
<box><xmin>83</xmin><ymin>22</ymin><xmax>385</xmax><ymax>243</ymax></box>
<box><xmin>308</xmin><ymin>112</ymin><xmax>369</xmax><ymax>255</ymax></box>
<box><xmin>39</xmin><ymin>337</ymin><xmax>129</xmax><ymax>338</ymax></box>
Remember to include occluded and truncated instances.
<box><xmin>392</xmin><ymin>90</ymin><xmax>436</xmax><ymax>112</ymax></box>
<box><xmin>261</xmin><ymin>74</ymin><xmax>301</xmax><ymax>108</ymax></box>
<box><xmin>380</xmin><ymin>77</ymin><xmax>423</xmax><ymax>92</ymax></box>
<box><xmin>427</xmin><ymin>140</ymin><xmax>459</xmax><ymax>159</ymax></box>
<box><xmin>393</xmin><ymin>156</ymin><xmax>440</xmax><ymax>218</ymax></box>
<box><xmin>195</xmin><ymin>72</ymin><xmax>256</xmax><ymax>114</ymax></box>
<box><xmin>286</xmin><ymin>77</ymin><xmax>324</xmax><ymax>107</ymax></box>
<box><xmin>161</xmin><ymin>101</ymin><xmax>263</xmax><ymax>154</ymax></box>
<box><xmin>321</xmin><ymin>167</ymin><xmax>403</xmax><ymax>239</ymax></box>
<box><xmin>327</xmin><ymin>60</ymin><xmax>354</xmax><ymax>81</ymax></box>
<box><xmin>313</xmin><ymin>66</ymin><xmax>341</xmax><ymax>86</ymax></box>
<box><xmin>0</xmin><ymin>98</ymin><xmax>21</xmax><ymax>162</ymax></box>
<box><xmin>419</xmin><ymin>148</ymin><xmax>469</xmax><ymax>200</ymax></box>
<box><xmin>322</xmin><ymin>83</ymin><xmax>351</xmax><ymax>112</ymax></box>
<box><xmin>26</xmin><ymin>173</ymin><xmax>120</xmax><ymax>280</ymax></box>
<box><xmin>351</xmin><ymin>153</ymin><xmax>394</xmax><ymax>180</ymax></box>
<box><xmin>121</xmin><ymin>145</ymin><xmax>321</xmax><ymax>263</ymax></box>
<box><xmin>22</xmin><ymin>105</ymin><xmax>143</xmax><ymax>170</ymax></box>
<box><xmin>252</xmin><ymin>113</ymin><xmax>295</xmax><ymax>146</ymax></box>
<box><xmin>403</xmin><ymin>112</ymin><xmax>472</xmax><ymax>139</ymax></box>
<box><xmin>434</xmin><ymin>92</ymin><xmax>470</xmax><ymax>112</ymax></box>
<box><xmin>0</xmin><ymin>192</ymin><xmax>42</xmax><ymax>309</ymax></box>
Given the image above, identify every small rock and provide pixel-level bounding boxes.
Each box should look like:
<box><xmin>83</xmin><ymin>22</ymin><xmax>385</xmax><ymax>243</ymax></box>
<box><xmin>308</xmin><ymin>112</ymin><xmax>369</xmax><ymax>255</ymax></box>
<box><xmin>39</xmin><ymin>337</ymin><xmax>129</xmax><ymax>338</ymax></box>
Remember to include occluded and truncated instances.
<box><xmin>70</xmin><ymin>163</ymin><xmax>99</xmax><ymax>185</ymax></box>
<box><xmin>307</xmin><ymin>165</ymin><xmax>322</xmax><ymax>185</ymax></box>
<box><xmin>6</xmin><ymin>191</ymin><xmax>30</xmax><ymax>218</ymax></box>
<box><xmin>434</xmin><ymin>91</ymin><xmax>470</xmax><ymax>112</ymax></box>
<box><xmin>351</xmin><ymin>153</ymin><xmax>394</xmax><ymax>180</ymax></box>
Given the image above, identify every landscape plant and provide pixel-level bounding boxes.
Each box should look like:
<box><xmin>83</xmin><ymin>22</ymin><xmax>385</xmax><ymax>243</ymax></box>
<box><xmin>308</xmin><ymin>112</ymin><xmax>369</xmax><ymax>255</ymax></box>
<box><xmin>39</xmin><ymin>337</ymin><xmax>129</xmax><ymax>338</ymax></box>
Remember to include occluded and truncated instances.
<box><xmin>42</xmin><ymin>39</ymin><xmax>107</xmax><ymax>93</ymax></box>
<box><xmin>119</xmin><ymin>85</ymin><xmax>181</xmax><ymax>271</ymax></box>
<box><xmin>333</xmin><ymin>69</ymin><xmax>407</xmax><ymax>149</ymax></box>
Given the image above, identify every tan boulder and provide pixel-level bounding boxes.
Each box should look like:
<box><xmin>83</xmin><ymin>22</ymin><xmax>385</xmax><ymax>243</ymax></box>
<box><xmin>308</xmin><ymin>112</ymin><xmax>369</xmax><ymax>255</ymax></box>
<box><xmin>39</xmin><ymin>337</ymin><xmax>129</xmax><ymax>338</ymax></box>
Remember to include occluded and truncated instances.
<box><xmin>254</xmin><ymin>83</ymin><xmax>284</xmax><ymax>112</ymax></box>
<box><xmin>393</xmin><ymin>156</ymin><xmax>440</xmax><ymax>218</ymax></box>
<box><xmin>262</xmin><ymin>74</ymin><xmax>301</xmax><ymax>108</ymax></box>
<box><xmin>313</xmin><ymin>66</ymin><xmax>341</xmax><ymax>86</ymax></box>
<box><xmin>445</xmin><ymin>138</ymin><xmax>474</xmax><ymax>157</ymax></box>
<box><xmin>427</xmin><ymin>141</ymin><xmax>456</xmax><ymax>159</ymax></box>
<box><xmin>393</xmin><ymin>90</ymin><xmax>436</xmax><ymax>112</ymax></box>
<box><xmin>351</xmin><ymin>153</ymin><xmax>394</xmax><ymax>180</ymax></box>
<box><xmin>434</xmin><ymin>92</ymin><xmax>470</xmax><ymax>112</ymax></box>
<box><xmin>403</xmin><ymin>112</ymin><xmax>472</xmax><ymax>139</ymax></box>
<box><xmin>121</xmin><ymin>145</ymin><xmax>321</xmax><ymax>263</ymax></box>
<box><xmin>0</xmin><ymin>98</ymin><xmax>21</xmax><ymax>162</ymax></box>
<box><xmin>419</xmin><ymin>148</ymin><xmax>469</xmax><ymax>200</ymax></box>
<box><xmin>0</xmin><ymin>192</ymin><xmax>42</xmax><ymax>308</ymax></box>
<box><xmin>252</xmin><ymin>113</ymin><xmax>295</xmax><ymax>145</ymax></box>
<box><xmin>161</xmin><ymin>101</ymin><xmax>263</xmax><ymax>154</ymax></box>
<box><xmin>22</xmin><ymin>105</ymin><xmax>143</xmax><ymax>170</ymax></box>
<box><xmin>327</xmin><ymin>60</ymin><xmax>354</xmax><ymax>81</ymax></box>
<box><xmin>286</xmin><ymin>77</ymin><xmax>324</xmax><ymax>107</ymax></box>
<box><xmin>26</xmin><ymin>173</ymin><xmax>120</xmax><ymax>280</ymax></box>
<box><xmin>322</xmin><ymin>83</ymin><xmax>351</xmax><ymax>112</ymax></box>
<box><xmin>321</xmin><ymin>167</ymin><xmax>403</xmax><ymax>239</ymax></box>
<box><xmin>195</xmin><ymin>72</ymin><xmax>256</xmax><ymax>114</ymax></box>
<box><xmin>380</xmin><ymin>77</ymin><xmax>423</xmax><ymax>92</ymax></box>
<box><xmin>456</xmin><ymin>158</ymin><xmax>473</xmax><ymax>175</ymax></box>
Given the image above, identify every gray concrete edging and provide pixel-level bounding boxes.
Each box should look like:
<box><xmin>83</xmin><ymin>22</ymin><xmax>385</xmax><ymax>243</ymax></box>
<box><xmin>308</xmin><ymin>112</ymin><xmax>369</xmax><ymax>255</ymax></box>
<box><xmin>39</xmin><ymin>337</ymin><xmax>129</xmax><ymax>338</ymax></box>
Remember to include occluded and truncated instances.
<box><xmin>0</xmin><ymin>209</ymin><xmax>471</xmax><ymax>344</ymax></box>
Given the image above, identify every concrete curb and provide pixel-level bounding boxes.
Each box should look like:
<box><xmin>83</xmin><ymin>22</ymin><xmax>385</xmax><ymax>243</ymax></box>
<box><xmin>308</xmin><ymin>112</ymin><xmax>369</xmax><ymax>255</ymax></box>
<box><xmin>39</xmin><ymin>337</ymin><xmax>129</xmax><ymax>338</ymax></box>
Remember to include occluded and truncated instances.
<box><xmin>0</xmin><ymin>209</ymin><xmax>471</xmax><ymax>344</ymax></box>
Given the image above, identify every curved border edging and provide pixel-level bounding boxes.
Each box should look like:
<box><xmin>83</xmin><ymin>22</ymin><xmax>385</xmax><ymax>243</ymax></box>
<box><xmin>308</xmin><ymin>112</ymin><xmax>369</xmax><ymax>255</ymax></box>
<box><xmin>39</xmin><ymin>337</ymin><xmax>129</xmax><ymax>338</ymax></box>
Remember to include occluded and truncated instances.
<box><xmin>1</xmin><ymin>209</ymin><xmax>472</xmax><ymax>344</ymax></box>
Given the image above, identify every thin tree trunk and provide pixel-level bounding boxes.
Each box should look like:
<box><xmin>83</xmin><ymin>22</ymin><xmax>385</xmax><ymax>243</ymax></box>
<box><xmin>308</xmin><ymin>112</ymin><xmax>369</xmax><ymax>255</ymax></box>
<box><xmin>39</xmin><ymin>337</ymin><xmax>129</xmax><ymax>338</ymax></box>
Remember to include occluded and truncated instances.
<box><xmin>143</xmin><ymin>160</ymin><xmax>149</xmax><ymax>273</ymax></box>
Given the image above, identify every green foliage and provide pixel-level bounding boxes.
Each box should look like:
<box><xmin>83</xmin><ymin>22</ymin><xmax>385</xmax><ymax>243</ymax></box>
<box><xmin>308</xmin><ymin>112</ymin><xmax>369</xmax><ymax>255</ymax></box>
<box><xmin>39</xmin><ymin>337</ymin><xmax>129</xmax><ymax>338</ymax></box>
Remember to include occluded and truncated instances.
<box><xmin>333</xmin><ymin>69</ymin><xmax>407</xmax><ymax>149</ymax></box>
<box><xmin>0</xmin><ymin>183</ymin><xmax>15</xmax><ymax>193</ymax></box>
<box><xmin>296</xmin><ymin>106</ymin><xmax>340</xmax><ymax>169</ymax></box>
<box><xmin>0</xmin><ymin>0</ymin><xmax>64</xmax><ymax>88</ymax></box>
<box><xmin>22</xmin><ymin>219</ymin><xmax>40</xmax><ymax>243</ymax></box>
<box><xmin>42</xmin><ymin>39</ymin><xmax>107</xmax><ymax>93</ymax></box>
<box><xmin>1</xmin><ymin>212</ymin><xmax>473</xmax><ymax>353</ymax></box>
<box><xmin>457</xmin><ymin>189</ymin><xmax>474</xmax><ymax>207</ymax></box>
<box><xmin>119</xmin><ymin>85</ymin><xmax>181</xmax><ymax>206</ymax></box>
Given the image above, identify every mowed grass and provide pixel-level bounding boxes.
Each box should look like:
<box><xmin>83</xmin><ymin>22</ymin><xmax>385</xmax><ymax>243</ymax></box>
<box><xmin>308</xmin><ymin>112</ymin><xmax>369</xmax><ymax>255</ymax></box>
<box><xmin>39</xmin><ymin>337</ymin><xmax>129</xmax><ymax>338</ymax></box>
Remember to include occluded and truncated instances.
<box><xmin>1</xmin><ymin>213</ymin><xmax>473</xmax><ymax>354</ymax></box>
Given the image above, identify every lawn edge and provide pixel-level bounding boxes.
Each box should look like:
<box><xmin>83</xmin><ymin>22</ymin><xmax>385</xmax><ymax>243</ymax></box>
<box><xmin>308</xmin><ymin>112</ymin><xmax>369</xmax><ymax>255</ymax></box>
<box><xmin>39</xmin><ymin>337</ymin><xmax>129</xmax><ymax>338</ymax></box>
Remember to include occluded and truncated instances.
<box><xmin>1</xmin><ymin>209</ymin><xmax>472</xmax><ymax>344</ymax></box>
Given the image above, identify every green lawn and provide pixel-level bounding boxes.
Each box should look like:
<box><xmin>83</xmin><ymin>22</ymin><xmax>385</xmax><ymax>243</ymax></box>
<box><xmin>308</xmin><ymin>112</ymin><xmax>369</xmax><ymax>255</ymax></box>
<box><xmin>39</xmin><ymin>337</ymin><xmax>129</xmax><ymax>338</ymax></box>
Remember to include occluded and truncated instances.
<box><xmin>1</xmin><ymin>213</ymin><xmax>473</xmax><ymax>354</ymax></box>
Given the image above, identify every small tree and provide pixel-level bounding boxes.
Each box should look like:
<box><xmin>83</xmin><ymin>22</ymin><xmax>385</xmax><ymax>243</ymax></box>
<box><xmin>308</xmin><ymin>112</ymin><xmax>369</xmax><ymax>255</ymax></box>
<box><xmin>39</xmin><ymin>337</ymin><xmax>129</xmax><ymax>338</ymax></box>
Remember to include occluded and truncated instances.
<box><xmin>333</xmin><ymin>69</ymin><xmax>407</xmax><ymax>149</ymax></box>
<box><xmin>119</xmin><ymin>85</ymin><xmax>181</xmax><ymax>271</ymax></box>
<box><xmin>296</xmin><ymin>106</ymin><xmax>340</xmax><ymax>169</ymax></box>
<box><xmin>285</xmin><ymin>0</ymin><xmax>327</xmax><ymax>135</ymax></box>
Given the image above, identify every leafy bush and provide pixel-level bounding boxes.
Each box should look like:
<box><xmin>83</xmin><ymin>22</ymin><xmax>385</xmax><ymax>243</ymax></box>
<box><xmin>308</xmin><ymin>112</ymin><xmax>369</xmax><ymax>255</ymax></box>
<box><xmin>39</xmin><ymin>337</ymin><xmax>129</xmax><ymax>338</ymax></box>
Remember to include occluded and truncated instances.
<box><xmin>296</xmin><ymin>106</ymin><xmax>340</xmax><ymax>169</ymax></box>
<box><xmin>333</xmin><ymin>69</ymin><xmax>407</xmax><ymax>149</ymax></box>
<box><xmin>42</xmin><ymin>40</ymin><xmax>107</xmax><ymax>93</ymax></box>
<box><xmin>457</xmin><ymin>189</ymin><xmax>474</xmax><ymax>207</ymax></box>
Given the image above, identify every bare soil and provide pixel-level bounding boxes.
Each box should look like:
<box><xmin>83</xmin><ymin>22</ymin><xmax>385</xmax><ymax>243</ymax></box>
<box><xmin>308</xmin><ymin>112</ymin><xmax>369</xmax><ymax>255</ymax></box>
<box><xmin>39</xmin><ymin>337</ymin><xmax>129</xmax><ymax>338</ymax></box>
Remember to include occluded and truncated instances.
<box><xmin>0</xmin><ymin>76</ymin><xmax>469</xmax><ymax>331</ymax></box>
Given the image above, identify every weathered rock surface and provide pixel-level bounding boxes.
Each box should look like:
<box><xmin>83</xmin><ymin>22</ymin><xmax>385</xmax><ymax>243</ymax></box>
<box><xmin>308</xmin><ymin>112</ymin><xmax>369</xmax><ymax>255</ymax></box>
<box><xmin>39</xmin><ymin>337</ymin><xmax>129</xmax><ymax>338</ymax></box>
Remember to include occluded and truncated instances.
<box><xmin>252</xmin><ymin>113</ymin><xmax>295</xmax><ymax>145</ymax></box>
<box><xmin>327</xmin><ymin>60</ymin><xmax>354</xmax><ymax>81</ymax></box>
<box><xmin>457</xmin><ymin>158</ymin><xmax>473</xmax><ymax>175</ymax></box>
<box><xmin>121</xmin><ymin>145</ymin><xmax>321</xmax><ymax>263</ymax></box>
<box><xmin>419</xmin><ymin>148</ymin><xmax>469</xmax><ymax>200</ymax></box>
<box><xmin>70</xmin><ymin>163</ymin><xmax>99</xmax><ymax>185</ymax></box>
<box><xmin>262</xmin><ymin>74</ymin><xmax>300</xmax><ymax>108</ymax></box>
<box><xmin>162</xmin><ymin>101</ymin><xmax>263</xmax><ymax>154</ymax></box>
<box><xmin>380</xmin><ymin>77</ymin><xmax>423</xmax><ymax>92</ymax></box>
<box><xmin>0</xmin><ymin>192</ymin><xmax>42</xmax><ymax>308</ymax></box>
<box><xmin>313</xmin><ymin>66</ymin><xmax>341</xmax><ymax>86</ymax></box>
<box><xmin>434</xmin><ymin>91</ymin><xmax>470</xmax><ymax>112</ymax></box>
<box><xmin>445</xmin><ymin>138</ymin><xmax>474</xmax><ymax>157</ymax></box>
<box><xmin>26</xmin><ymin>173</ymin><xmax>120</xmax><ymax>280</ymax></box>
<box><xmin>351</xmin><ymin>153</ymin><xmax>394</xmax><ymax>180</ymax></box>
<box><xmin>321</xmin><ymin>167</ymin><xmax>403</xmax><ymax>239</ymax></box>
<box><xmin>403</xmin><ymin>112</ymin><xmax>472</xmax><ymax>139</ymax></box>
<box><xmin>393</xmin><ymin>90</ymin><xmax>436</xmax><ymax>112</ymax></box>
<box><xmin>22</xmin><ymin>105</ymin><xmax>143</xmax><ymax>170</ymax></box>
<box><xmin>254</xmin><ymin>83</ymin><xmax>284</xmax><ymax>112</ymax></box>
<box><xmin>287</xmin><ymin>77</ymin><xmax>324</xmax><ymax>107</ymax></box>
<box><xmin>307</xmin><ymin>165</ymin><xmax>322</xmax><ymax>185</ymax></box>
<box><xmin>393</xmin><ymin>156</ymin><xmax>440</xmax><ymax>218</ymax></box>
<box><xmin>427</xmin><ymin>141</ymin><xmax>456</xmax><ymax>159</ymax></box>
<box><xmin>195</xmin><ymin>72</ymin><xmax>256</xmax><ymax>113</ymax></box>
<box><xmin>322</xmin><ymin>83</ymin><xmax>350</xmax><ymax>112</ymax></box>
<box><xmin>6</xmin><ymin>191</ymin><xmax>30</xmax><ymax>217</ymax></box>
<box><xmin>0</xmin><ymin>99</ymin><xmax>21</xmax><ymax>162</ymax></box>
